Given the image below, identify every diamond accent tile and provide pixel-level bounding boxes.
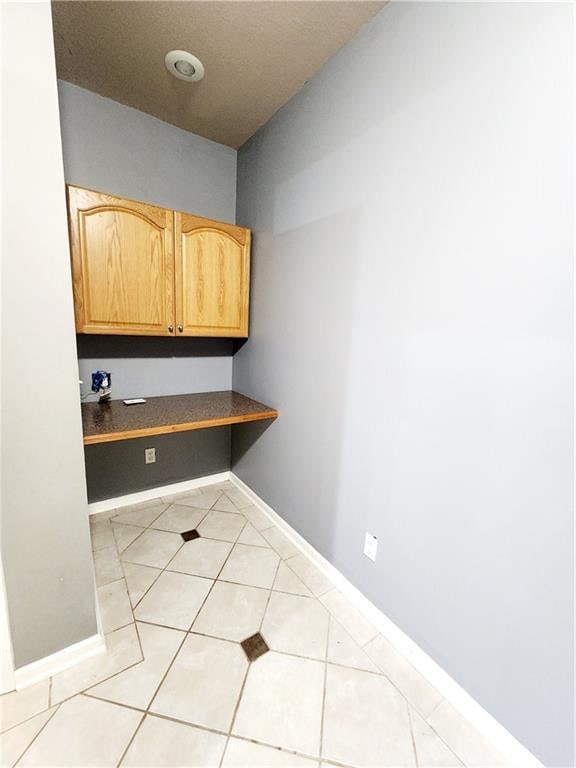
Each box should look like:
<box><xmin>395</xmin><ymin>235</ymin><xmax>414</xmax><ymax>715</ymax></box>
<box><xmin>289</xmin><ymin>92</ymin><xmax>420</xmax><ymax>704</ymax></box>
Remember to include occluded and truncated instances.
<box><xmin>0</xmin><ymin>482</ymin><xmax>471</xmax><ymax>768</ymax></box>
<box><xmin>241</xmin><ymin>632</ymin><xmax>269</xmax><ymax>662</ymax></box>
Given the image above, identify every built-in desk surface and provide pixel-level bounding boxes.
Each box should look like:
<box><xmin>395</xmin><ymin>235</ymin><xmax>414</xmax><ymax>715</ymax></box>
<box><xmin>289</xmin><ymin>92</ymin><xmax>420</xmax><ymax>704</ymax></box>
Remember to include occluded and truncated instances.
<box><xmin>82</xmin><ymin>390</ymin><xmax>278</xmax><ymax>445</ymax></box>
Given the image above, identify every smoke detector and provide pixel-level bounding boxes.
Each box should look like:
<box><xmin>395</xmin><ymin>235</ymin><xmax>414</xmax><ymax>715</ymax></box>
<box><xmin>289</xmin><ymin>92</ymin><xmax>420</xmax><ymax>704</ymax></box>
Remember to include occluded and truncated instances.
<box><xmin>165</xmin><ymin>50</ymin><xmax>204</xmax><ymax>82</ymax></box>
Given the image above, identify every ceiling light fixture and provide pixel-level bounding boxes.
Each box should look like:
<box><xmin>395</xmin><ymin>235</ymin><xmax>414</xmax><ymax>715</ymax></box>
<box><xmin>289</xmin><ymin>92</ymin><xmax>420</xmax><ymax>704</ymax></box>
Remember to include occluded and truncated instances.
<box><xmin>165</xmin><ymin>50</ymin><xmax>204</xmax><ymax>82</ymax></box>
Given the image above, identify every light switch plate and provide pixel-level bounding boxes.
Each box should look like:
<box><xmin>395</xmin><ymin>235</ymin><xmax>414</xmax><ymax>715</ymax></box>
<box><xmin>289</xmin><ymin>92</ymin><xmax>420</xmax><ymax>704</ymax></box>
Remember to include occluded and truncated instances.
<box><xmin>364</xmin><ymin>532</ymin><xmax>378</xmax><ymax>562</ymax></box>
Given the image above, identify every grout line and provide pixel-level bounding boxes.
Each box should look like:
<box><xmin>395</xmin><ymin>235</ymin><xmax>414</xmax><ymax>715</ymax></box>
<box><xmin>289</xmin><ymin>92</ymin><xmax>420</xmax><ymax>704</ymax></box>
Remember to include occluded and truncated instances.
<box><xmin>144</xmin><ymin>504</ymin><xmax>235</xmax><ymax>715</ymax></box>
<box><xmin>217</xmin><ymin>535</ymin><xmax>282</xmax><ymax>767</ymax></box>
<box><xmin>115</xmin><ymin>710</ymin><xmax>146</xmax><ymax>768</ymax></box>
<box><xmin>424</xmin><ymin>697</ymin><xmax>443</xmax><ymax>721</ymax></box>
<box><xmin>12</xmin><ymin>704</ymin><xmax>61</xmax><ymax>766</ymax></box>
<box><xmin>116</xmin><ymin>500</ymin><xmax>212</xmax><ymax>610</ymax></box>
<box><xmin>126</xmin><ymin>565</ymin><xmax>164</xmax><ymax>612</ymax></box>
<box><xmin>134</xmin><ymin>618</ymin><xmax>388</xmax><ymax>675</ymax></box>
<box><xmin>95</xmin><ymin>484</ymin><xmax>460</xmax><ymax>767</ymax></box>
<box><xmin>133</xmin><ymin>618</ymin><xmax>202</xmax><ymax>634</ymax></box>
<box><xmin>83</xmin><ymin>485</ymin><xmax>434</xmax><ymax>767</ymax></box>
<box><xmin>218</xmin><ymin>665</ymin><xmax>249</xmax><ymax>768</ymax></box>
<box><xmin>319</xmin><ymin>616</ymin><xmax>331</xmax><ymax>763</ymax></box>
<box><xmin>407</xmin><ymin>701</ymin><xmax>419</xmax><ymax>767</ymax></box>
<box><xmin>143</xmin><ymin>629</ymin><xmax>191</xmax><ymax>715</ymax></box>
<box><xmin>111</xmin><ymin>524</ymin><xmax>149</xmax><ymax>554</ymax></box>
<box><xmin>131</xmin><ymin>618</ymin><xmax>145</xmax><ymax>672</ymax></box>
<box><xmin>418</xmin><ymin>709</ymin><xmax>467</xmax><ymax>767</ymax></box>
<box><xmin>50</xmin><ymin>656</ymin><xmax>147</xmax><ymax>709</ymax></box>
<box><xmin>53</xmin><ymin>484</ymin><xmax>368</xmax><ymax>768</ymax></box>
<box><xmin>78</xmin><ymin>696</ymin><xmax>358</xmax><ymax>768</ymax></box>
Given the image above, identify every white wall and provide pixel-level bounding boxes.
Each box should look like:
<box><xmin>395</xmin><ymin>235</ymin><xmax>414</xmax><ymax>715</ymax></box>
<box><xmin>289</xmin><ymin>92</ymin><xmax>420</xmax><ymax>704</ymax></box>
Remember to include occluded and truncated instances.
<box><xmin>233</xmin><ymin>3</ymin><xmax>574</xmax><ymax>765</ymax></box>
<box><xmin>1</xmin><ymin>2</ymin><xmax>98</xmax><ymax>667</ymax></box>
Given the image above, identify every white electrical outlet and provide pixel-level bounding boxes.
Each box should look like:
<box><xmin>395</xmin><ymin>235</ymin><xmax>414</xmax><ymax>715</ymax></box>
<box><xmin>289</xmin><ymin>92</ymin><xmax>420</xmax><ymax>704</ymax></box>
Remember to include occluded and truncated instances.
<box><xmin>145</xmin><ymin>447</ymin><xmax>156</xmax><ymax>464</ymax></box>
<box><xmin>364</xmin><ymin>532</ymin><xmax>378</xmax><ymax>562</ymax></box>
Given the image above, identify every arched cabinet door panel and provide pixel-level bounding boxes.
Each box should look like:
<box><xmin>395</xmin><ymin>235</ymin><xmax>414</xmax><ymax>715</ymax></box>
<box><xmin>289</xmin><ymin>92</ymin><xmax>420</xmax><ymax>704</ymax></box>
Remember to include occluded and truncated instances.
<box><xmin>68</xmin><ymin>186</ymin><xmax>175</xmax><ymax>336</ymax></box>
<box><xmin>174</xmin><ymin>211</ymin><xmax>250</xmax><ymax>338</ymax></box>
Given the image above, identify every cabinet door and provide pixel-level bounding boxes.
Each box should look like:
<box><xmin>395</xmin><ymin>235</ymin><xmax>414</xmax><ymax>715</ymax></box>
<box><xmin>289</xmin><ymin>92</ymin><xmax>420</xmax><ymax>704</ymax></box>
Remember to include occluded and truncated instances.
<box><xmin>174</xmin><ymin>212</ymin><xmax>250</xmax><ymax>337</ymax></box>
<box><xmin>68</xmin><ymin>186</ymin><xmax>174</xmax><ymax>335</ymax></box>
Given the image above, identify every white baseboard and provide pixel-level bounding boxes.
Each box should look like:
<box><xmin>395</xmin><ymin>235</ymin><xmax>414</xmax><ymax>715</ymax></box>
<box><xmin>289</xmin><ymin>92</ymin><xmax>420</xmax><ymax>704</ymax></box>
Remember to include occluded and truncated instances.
<box><xmin>229</xmin><ymin>472</ymin><xmax>543</xmax><ymax>768</ymax></box>
<box><xmin>82</xmin><ymin>470</ymin><xmax>541</xmax><ymax>766</ymax></box>
<box><xmin>87</xmin><ymin>472</ymin><xmax>231</xmax><ymax>515</ymax></box>
<box><xmin>14</xmin><ymin>633</ymin><xmax>105</xmax><ymax>690</ymax></box>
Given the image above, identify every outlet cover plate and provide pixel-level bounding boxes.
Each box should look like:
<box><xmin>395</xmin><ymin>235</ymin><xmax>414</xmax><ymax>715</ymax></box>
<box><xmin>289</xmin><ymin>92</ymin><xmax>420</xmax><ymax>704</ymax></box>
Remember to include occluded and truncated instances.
<box><xmin>145</xmin><ymin>447</ymin><xmax>156</xmax><ymax>464</ymax></box>
<box><xmin>364</xmin><ymin>532</ymin><xmax>378</xmax><ymax>562</ymax></box>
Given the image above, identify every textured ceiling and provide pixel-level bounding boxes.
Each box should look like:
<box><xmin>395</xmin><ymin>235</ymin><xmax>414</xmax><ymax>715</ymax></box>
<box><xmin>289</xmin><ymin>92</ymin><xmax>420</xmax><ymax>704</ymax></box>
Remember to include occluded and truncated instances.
<box><xmin>51</xmin><ymin>1</ymin><xmax>385</xmax><ymax>148</ymax></box>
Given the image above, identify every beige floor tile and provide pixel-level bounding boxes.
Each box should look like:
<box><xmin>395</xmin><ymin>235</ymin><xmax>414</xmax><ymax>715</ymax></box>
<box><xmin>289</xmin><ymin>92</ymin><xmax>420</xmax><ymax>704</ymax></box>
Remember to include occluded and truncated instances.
<box><xmin>94</xmin><ymin>545</ymin><xmax>124</xmax><ymax>587</ymax></box>
<box><xmin>219</xmin><ymin>544</ymin><xmax>280</xmax><ymax>589</ymax></box>
<box><xmin>426</xmin><ymin>701</ymin><xmax>507</xmax><ymax>766</ymax></box>
<box><xmin>224</xmin><ymin>487</ymin><xmax>253</xmax><ymax>510</ymax></box>
<box><xmin>364</xmin><ymin>635</ymin><xmax>443</xmax><ymax>719</ymax></box>
<box><xmin>223</xmin><ymin>737</ymin><xmax>319</xmax><ymax>768</ymax></box>
<box><xmin>151</xmin><ymin>634</ymin><xmax>247</xmax><ymax>732</ymax></box>
<box><xmin>112</xmin><ymin>503</ymin><xmax>168</xmax><ymax>528</ymax></box>
<box><xmin>175</xmin><ymin>488</ymin><xmax>224</xmax><ymax>510</ymax></box>
<box><xmin>193</xmin><ymin>581</ymin><xmax>269</xmax><ymax>642</ymax></box>
<box><xmin>51</xmin><ymin>624</ymin><xmax>142</xmax><ymax>704</ymax></box>
<box><xmin>203</xmin><ymin>480</ymin><xmax>234</xmax><ymax>492</ymax></box>
<box><xmin>121</xmin><ymin>529</ymin><xmax>183</xmax><ymax>569</ymax></box>
<box><xmin>121</xmin><ymin>714</ymin><xmax>227</xmax><ymax>767</ymax></box>
<box><xmin>90</xmin><ymin>517</ymin><xmax>114</xmax><ymax>551</ymax></box>
<box><xmin>161</xmin><ymin>491</ymin><xmax>192</xmax><ymax>504</ymax></box>
<box><xmin>284</xmin><ymin>555</ymin><xmax>333</xmax><ymax>597</ymax></box>
<box><xmin>150</xmin><ymin>504</ymin><xmax>208</xmax><ymax>534</ymax></box>
<box><xmin>112</xmin><ymin>524</ymin><xmax>144</xmax><ymax>553</ymax></box>
<box><xmin>18</xmin><ymin>695</ymin><xmax>142</xmax><ymax>767</ymax></box>
<box><xmin>327</xmin><ymin>618</ymin><xmax>379</xmax><ymax>672</ymax></box>
<box><xmin>322</xmin><ymin>664</ymin><xmax>415</xmax><ymax>767</ymax></box>
<box><xmin>273</xmin><ymin>562</ymin><xmax>312</xmax><ymax>597</ymax></box>
<box><xmin>97</xmin><ymin>579</ymin><xmax>133</xmax><ymax>634</ymax></box>
<box><xmin>319</xmin><ymin>589</ymin><xmax>378</xmax><ymax>647</ymax></box>
<box><xmin>241</xmin><ymin>504</ymin><xmax>273</xmax><ymax>531</ymax></box>
<box><xmin>122</xmin><ymin>562</ymin><xmax>162</xmax><ymax>607</ymax></box>
<box><xmin>0</xmin><ymin>708</ymin><xmax>55</xmax><ymax>768</ymax></box>
<box><xmin>410</xmin><ymin>709</ymin><xmax>464</xmax><ymax>767</ymax></box>
<box><xmin>237</xmin><ymin>523</ymin><xmax>270</xmax><ymax>548</ymax></box>
<box><xmin>197</xmin><ymin>510</ymin><xmax>246</xmax><ymax>542</ymax></box>
<box><xmin>260</xmin><ymin>526</ymin><xmax>299</xmax><ymax>559</ymax></box>
<box><xmin>134</xmin><ymin>571</ymin><xmax>212</xmax><ymax>630</ymax></box>
<box><xmin>0</xmin><ymin>680</ymin><xmax>49</xmax><ymax>733</ymax></box>
<box><xmin>88</xmin><ymin>623</ymin><xmax>184</xmax><ymax>710</ymax></box>
<box><xmin>211</xmin><ymin>494</ymin><xmax>240</xmax><ymax>514</ymax></box>
<box><xmin>261</xmin><ymin>592</ymin><xmax>329</xmax><ymax>660</ymax></box>
<box><xmin>233</xmin><ymin>651</ymin><xmax>324</xmax><ymax>757</ymax></box>
<box><xmin>167</xmin><ymin>538</ymin><xmax>233</xmax><ymax>579</ymax></box>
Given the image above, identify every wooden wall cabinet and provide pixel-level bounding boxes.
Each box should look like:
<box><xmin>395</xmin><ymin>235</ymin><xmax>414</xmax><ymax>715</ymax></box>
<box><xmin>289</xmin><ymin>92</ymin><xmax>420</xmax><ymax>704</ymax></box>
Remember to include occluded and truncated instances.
<box><xmin>175</xmin><ymin>212</ymin><xmax>250</xmax><ymax>337</ymax></box>
<box><xmin>67</xmin><ymin>185</ymin><xmax>250</xmax><ymax>337</ymax></box>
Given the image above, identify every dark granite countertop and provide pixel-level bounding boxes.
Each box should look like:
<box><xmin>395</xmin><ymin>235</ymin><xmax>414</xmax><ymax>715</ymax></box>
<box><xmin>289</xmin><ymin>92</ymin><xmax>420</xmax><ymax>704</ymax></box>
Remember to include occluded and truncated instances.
<box><xmin>82</xmin><ymin>390</ymin><xmax>278</xmax><ymax>445</ymax></box>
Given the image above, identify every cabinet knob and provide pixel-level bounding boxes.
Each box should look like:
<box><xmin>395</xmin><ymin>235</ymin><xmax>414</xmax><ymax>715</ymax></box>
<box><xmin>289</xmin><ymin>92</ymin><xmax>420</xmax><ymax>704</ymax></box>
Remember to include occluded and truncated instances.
<box><xmin>178</xmin><ymin>325</ymin><xmax>183</xmax><ymax>333</ymax></box>
<box><xmin>168</xmin><ymin>325</ymin><xmax>174</xmax><ymax>333</ymax></box>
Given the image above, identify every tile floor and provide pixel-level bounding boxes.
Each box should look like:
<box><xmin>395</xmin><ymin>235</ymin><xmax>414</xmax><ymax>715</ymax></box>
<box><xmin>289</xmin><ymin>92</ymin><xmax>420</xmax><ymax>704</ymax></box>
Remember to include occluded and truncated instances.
<box><xmin>0</xmin><ymin>481</ymin><xmax>508</xmax><ymax>767</ymax></box>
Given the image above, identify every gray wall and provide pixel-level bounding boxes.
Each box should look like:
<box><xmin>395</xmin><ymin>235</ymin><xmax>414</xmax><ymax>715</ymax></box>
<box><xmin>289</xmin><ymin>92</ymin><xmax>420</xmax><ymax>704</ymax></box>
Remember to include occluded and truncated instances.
<box><xmin>76</xmin><ymin>336</ymin><xmax>234</xmax><ymax>402</ymax></box>
<box><xmin>57</xmin><ymin>81</ymin><xmax>237</xmax><ymax>495</ymax></box>
<box><xmin>1</xmin><ymin>4</ymin><xmax>98</xmax><ymax>667</ymax></box>
<box><xmin>85</xmin><ymin>428</ymin><xmax>230</xmax><ymax>502</ymax></box>
<box><xmin>233</xmin><ymin>3</ymin><xmax>574</xmax><ymax>765</ymax></box>
<box><xmin>57</xmin><ymin>80</ymin><xmax>236</xmax><ymax>221</ymax></box>
<box><xmin>57</xmin><ymin>79</ymin><xmax>236</xmax><ymax>402</ymax></box>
